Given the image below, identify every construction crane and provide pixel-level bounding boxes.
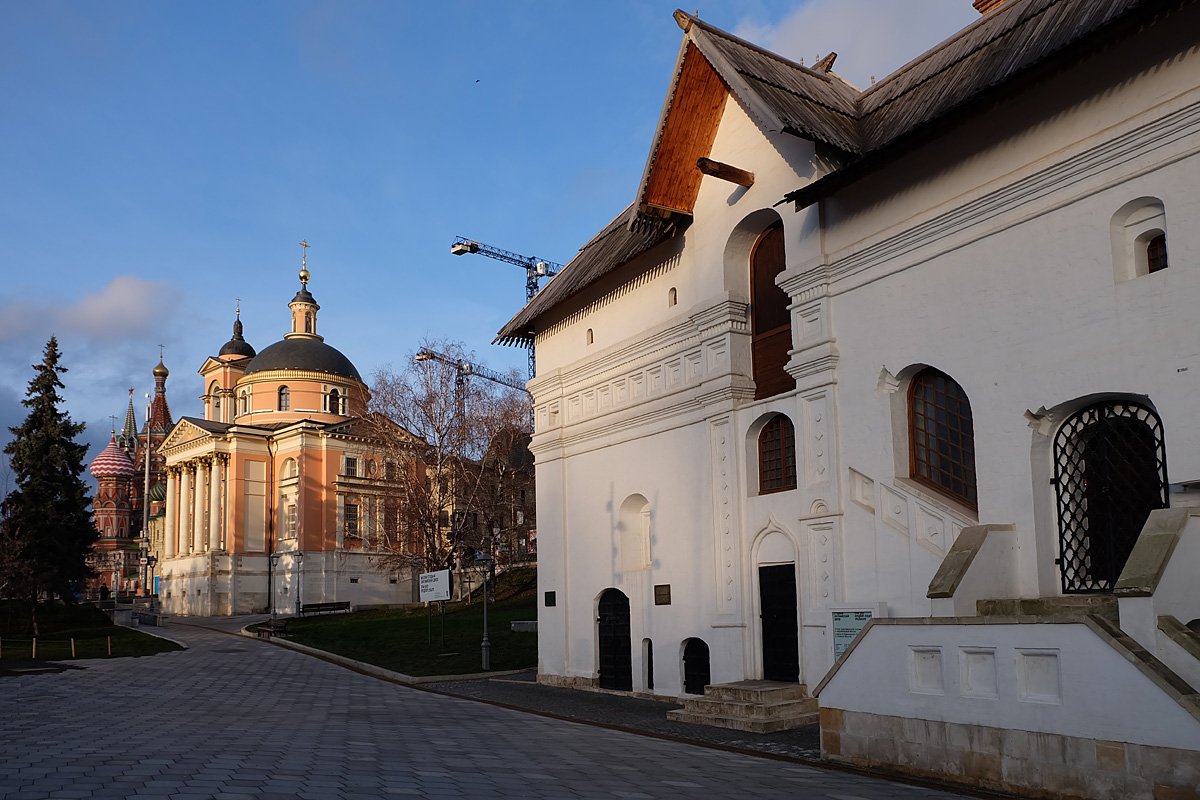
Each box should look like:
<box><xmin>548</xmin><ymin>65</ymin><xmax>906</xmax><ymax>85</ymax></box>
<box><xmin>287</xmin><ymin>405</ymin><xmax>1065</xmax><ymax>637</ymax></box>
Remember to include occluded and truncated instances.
<box><xmin>450</xmin><ymin>237</ymin><xmax>565</xmax><ymax>378</ymax></box>
<box><xmin>414</xmin><ymin>347</ymin><xmax>529</xmax><ymax>399</ymax></box>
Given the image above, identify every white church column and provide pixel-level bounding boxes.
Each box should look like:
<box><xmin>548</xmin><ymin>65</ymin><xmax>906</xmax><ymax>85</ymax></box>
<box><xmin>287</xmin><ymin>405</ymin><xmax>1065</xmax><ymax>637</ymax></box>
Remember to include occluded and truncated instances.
<box><xmin>163</xmin><ymin>468</ymin><xmax>177</xmax><ymax>559</ymax></box>
<box><xmin>179</xmin><ymin>465</ymin><xmax>192</xmax><ymax>554</ymax></box>
<box><xmin>208</xmin><ymin>456</ymin><xmax>222</xmax><ymax>551</ymax></box>
<box><xmin>194</xmin><ymin>459</ymin><xmax>209</xmax><ymax>552</ymax></box>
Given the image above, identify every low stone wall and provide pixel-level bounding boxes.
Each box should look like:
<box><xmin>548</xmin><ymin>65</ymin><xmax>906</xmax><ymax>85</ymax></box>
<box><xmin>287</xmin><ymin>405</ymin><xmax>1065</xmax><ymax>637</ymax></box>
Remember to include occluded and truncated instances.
<box><xmin>820</xmin><ymin>708</ymin><xmax>1200</xmax><ymax>799</ymax></box>
<box><xmin>537</xmin><ymin>674</ymin><xmax>598</xmax><ymax>690</ymax></box>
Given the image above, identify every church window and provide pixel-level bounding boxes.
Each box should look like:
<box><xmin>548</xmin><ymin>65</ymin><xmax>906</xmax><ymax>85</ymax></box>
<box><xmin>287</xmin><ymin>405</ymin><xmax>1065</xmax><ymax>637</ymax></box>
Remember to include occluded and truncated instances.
<box><xmin>305</xmin><ymin>312</ymin><xmax>313</xmax><ymax>333</ymax></box>
<box><xmin>344</xmin><ymin>456</ymin><xmax>358</xmax><ymax>477</ymax></box>
<box><xmin>909</xmin><ymin>368</ymin><xmax>977</xmax><ymax>509</ymax></box>
<box><xmin>758</xmin><ymin>415</ymin><xmax>796</xmax><ymax>494</ymax></box>
<box><xmin>586</xmin><ymin>328</ymin><xmax>594</xmax><ymax>345</ymax></box>
<box><xmin>344</xmin><ymin>502</ymin><xmax>360</xmax><ymax>537</ymax></box>
<box><xmin>282</xmin><ymin>458</ymin><xmax>298</xmax><ymax>480</ymax></box>
<box><xmin>278</xmin><ymin>386</ymin><xmax>290</xmax><ymax>412</ymax></box>
<box><xmin>286</xmin><ymin>504</ymin><xmax>297</xmax><ymax>538</ymax></box>
<box><xmin>750</xmin><ymin>223</ymin><xmax>795</xmax><ymax>400</ymax></box>
<box><xmin>238</xmin><ymin>389</ymin><xmax>250</xmax><ymax>416</ymax></box>
<box><xmin>1111</xmin><ymin>198</ymin><xmax>1168</xmax><ymax>280</ymax></box>
<box><xmin>327</xmin><ymin>388</ymin><xmax>341</xmax><ymax>414</ymax></box>
<box><xmin>668</xmin><ymin>287</ymin><xmax>677</xmax><ymax>307</ymax></box>
<box><xmin>1146</xmin><ymin>233</ymin><xmax>1168</xmax><ymax>274</ymax></box>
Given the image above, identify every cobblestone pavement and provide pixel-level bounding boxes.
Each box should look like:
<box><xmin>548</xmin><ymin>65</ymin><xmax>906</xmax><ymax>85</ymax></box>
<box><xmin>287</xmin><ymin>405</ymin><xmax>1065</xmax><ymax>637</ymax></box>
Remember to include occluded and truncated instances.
<box><xmin>0</xmin><ymin>619</ymin><xmax>977</xmax><ymax>800</ymax></box>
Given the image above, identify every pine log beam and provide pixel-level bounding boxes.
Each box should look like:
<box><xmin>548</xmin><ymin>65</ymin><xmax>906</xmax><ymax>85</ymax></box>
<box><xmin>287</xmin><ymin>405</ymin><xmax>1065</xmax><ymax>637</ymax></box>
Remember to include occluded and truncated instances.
<box><xmin>696</xmin><ymin>157</ymin><xmax>754</xmax><ymax>188</ymax></box>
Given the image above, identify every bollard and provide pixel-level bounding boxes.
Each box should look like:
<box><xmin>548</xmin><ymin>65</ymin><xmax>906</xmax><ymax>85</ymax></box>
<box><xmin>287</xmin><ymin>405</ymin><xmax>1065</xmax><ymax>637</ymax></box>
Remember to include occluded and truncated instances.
<box><xmin>107</xmin><ymin>636</ymin><xmax>111</xmax><ymax>656</ymax></box>
<box><xmin>71</xmin><ymin>638</ymin><xmax>75</xmax><ymax>658</ymax></box>
<box><xmin>32</xmin><ymin>638</ymin><xmax>36</xmax><ymax>659</ymax></box>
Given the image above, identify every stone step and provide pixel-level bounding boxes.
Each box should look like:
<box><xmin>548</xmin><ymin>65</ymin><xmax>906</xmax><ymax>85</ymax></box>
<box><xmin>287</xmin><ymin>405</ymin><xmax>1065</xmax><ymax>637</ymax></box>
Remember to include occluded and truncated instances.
<box><xmin>677</xmin><ymin>696</ymin><xmax>818</xmax><ymax>720</ymax></box>
<box><xmin>666</xmin><ymin>708</ymin><xmax>820</xmax><ymax>734</ymax></box>
<box><xmin>977</xmin><ymin>596</ymin><xmax>1119</xmax><ymax>622</ymax></box>
<box><xmin>702</xmin><ymin>680</ymin><xmax>810</xmax><ymax>703</ymax></box>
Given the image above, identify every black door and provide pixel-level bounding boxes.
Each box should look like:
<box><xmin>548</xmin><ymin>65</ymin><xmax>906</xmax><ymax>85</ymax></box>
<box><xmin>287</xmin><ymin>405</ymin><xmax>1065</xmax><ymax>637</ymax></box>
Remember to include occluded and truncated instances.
<box><xmin>1054</xmin><ymin>401</ymin><xmax>1168</xmax><ymax>593</ymax></box>
<box><xmin>597</xmin><ymin>589</ymin><xmax>632</xmax><ymax>690</ymax></box>
<box><xmin>759</xmin><ymin>564</ymin><xmax>799</xmax><ymax>682</ymax></box>
<box><xmin>682</xmin><ymin>638</ymin><xmax>710</xmax><ymax>695</ymax></box>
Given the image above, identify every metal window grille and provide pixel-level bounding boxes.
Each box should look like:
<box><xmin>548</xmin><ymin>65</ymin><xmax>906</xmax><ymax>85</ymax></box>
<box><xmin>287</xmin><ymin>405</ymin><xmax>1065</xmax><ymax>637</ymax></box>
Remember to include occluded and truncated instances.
<box><xmin>1053</xmin><ymin>400</ymin><xmax>1168</xmax><ymax>593</ymax></box>
<box><xmin>758</xmin><ymin>415</ymin><xmax>797</xmax><ymax>494</ymax></box>
<box><xmin>909</xmin><ymin>369</ymin><xmax>977</xmax><ymax>508</ymax></box>
<box><xmin>278</xmin><ymin>386</ymin><xmax>290</xmax><ymax>412</ymax></box>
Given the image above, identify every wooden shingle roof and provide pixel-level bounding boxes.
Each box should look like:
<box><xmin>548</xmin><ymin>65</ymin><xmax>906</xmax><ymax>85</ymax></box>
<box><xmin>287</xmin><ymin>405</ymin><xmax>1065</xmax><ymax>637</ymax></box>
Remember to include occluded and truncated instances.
<box><xmin>499</xmin><ymin>0</ymin><xmax>1175</xmax><ymax>345</ymax></box>
<box><xmin>496</xmin><ymin>206</ymin><xmax>679</xmax><ymax>346</ymax></box>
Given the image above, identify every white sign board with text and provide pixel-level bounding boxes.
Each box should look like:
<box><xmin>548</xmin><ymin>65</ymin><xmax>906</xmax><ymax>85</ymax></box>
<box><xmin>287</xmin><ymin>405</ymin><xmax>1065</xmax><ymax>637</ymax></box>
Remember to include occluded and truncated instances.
<box><xmin>830</xmin><ymin>603</ymin><xmax>888</xmax><ymax>661</ymax></box>
<box><xmin>419</xmin><ymin>569</ymin><xmax>451</xmax><ymax>602</ymax></box>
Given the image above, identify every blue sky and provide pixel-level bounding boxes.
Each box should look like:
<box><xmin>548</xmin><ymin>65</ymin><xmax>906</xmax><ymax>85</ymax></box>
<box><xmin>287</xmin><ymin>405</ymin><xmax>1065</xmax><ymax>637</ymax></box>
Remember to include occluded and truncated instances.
<box><xmin>0</xmin><ymin>0</ymin><xmax>978</xmax><ymax>478</ymax></box>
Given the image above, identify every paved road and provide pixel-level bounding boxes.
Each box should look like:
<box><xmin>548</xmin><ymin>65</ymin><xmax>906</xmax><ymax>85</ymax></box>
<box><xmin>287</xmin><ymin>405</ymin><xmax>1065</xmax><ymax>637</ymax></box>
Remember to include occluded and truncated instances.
<box><xmin>0</xmin><ymin>621</ymin><xmax>973</xmax><ymax>800</ymax></box>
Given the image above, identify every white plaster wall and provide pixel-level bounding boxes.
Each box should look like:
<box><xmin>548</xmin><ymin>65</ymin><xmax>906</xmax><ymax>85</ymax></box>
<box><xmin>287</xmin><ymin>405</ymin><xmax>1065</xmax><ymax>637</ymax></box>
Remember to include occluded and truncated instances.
<box><xmin>821</xmin><ymin>28</ymin><xmax>1200</xmax><ymax>601</ymax></box>
<box><xmin>819</xmin><ymin>621</ymin><xmax>1200</xmax><ymax>751</ymax></box>
<box><xmin>531</xmin><ymin>98</ymin><xmax>828</xmax><ymax>694</ymax></box>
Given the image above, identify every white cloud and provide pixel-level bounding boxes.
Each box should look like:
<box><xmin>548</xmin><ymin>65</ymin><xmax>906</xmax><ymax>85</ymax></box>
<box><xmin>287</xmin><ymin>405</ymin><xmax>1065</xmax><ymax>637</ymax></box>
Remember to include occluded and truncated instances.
<box><xmin>733</xmin><ymin>0</ymin><xmax>980</xmax><ymax>90</ymax></box>
<box><xmin>67</xmin><ymin>275</ymin><xmax>180</xmax><ymax>342</ymax></box>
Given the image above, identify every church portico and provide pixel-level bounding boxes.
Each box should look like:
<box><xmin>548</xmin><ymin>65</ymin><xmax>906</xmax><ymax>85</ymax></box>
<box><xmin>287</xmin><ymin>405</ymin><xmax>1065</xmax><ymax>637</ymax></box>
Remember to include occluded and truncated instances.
<box><xmin>155</xmin><ymin>256</ymin><xmax>417</xmax><ymax>616</ymax></box>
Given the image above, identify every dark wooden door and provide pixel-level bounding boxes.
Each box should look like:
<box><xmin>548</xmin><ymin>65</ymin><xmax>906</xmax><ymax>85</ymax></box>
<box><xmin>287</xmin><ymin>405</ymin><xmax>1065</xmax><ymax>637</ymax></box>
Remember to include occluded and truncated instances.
<box><xmin>682</xmin><ymin>638</ymin><xmax>710</xmax><ymax>695</ymax></box>
<box><xmin>597</xmin><ymin>589</ymin><xmax>632</xmax><ymax>690</ymax></box>
<box><xmin>759</xmin><ymin>565</ymin><xmax>799</xmax><ymax>682</ymax></box>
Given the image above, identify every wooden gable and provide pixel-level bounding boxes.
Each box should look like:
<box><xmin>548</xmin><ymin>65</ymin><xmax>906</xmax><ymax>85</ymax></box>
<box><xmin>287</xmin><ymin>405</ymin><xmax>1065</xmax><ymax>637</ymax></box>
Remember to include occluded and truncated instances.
<box><xmin>638</xmin><ymin>42</ymin><xmax>729</xmax><ymax>218</ymax></box>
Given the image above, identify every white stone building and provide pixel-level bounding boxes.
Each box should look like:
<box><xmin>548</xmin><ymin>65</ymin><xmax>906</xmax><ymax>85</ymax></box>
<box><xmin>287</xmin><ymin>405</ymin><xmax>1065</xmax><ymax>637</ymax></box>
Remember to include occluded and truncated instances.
<box><xmin>498</xmin><ymin>0</ymin><xmax>1200</xmax><ymax>795</ymax></box>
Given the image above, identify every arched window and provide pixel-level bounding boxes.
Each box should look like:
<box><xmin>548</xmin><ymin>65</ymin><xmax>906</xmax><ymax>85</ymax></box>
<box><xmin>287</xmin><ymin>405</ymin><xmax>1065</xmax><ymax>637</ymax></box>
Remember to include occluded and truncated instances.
<box><xmin>1053</xmin><ymin>400</ymin><xmax>1168</xmax><ymax>593</ymax></box>
<box><xmin>238</xmin><ymin>389</ymin><xmax>250</xmax><ymax>416</ymax></box>
<box><xmin>305</xmin><ymin>312</ymin><xmax>313</xmax><ymax>333</ymax></box>
<box><xmin>668</xmin><ymin>287</ymin><xmax>678</xmax><ymax>307</ymax></box>
<box><xmin>586</xmin><ymin>328</ymin><xmax>594</xmax><ymax>345</ymax></box>
<box><xmin>209</xmin><ymin>381</ymin><xmax>221</xmax><ymax>417</ymax></box>
<box><xmin>909</xmin><ymin>368</ymin><xmax>977</xmax><ymax>508</ymax></box>
<box><xmin>278</xmin><ymin>386</ymin><xmax>290</xmax><ymax>412</ymax></box>
<box><xmin>758</xmin><ymin>415</ymin><xmax>797</xmax><ymax>494</ymax></box>
<box><xmin>327</xmin><ymin>388</ymin><xmax>340</xmax><ymax>414</ymax></box>
<box><xmin>1111</xmin><ymin>198</ymin><xmax>1168</xmax><ymax>279</ymax></box>
<box><xmin>1146</xmin><ymin>233</ymin><xmax>1168</xmax><ymax>274</ymax></box>
<box><xmin>750</xmin><ymin>223</ymin><xmax>795</xmax><ymax>400</ymax></box>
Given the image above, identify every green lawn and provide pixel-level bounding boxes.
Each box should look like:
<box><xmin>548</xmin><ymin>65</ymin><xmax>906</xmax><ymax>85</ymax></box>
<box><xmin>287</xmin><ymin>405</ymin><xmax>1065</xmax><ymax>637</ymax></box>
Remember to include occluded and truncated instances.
<box><xmin>279</xmin><ymin>567</ymin><xmax>538</xmax><ymax>676</ymax></box>
<box><xmin>0</xmin><ymin>601</ymin><xmax>182</xmax><ymax>662</ymax></box>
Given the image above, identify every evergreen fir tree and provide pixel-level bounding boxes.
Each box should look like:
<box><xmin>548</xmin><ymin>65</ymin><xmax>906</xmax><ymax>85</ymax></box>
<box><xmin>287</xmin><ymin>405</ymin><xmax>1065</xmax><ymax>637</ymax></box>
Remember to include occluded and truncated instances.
<box><xmin>1</xmin><ymin>337</ymin><xmax>95</xmax><ymax>603</ymax></box>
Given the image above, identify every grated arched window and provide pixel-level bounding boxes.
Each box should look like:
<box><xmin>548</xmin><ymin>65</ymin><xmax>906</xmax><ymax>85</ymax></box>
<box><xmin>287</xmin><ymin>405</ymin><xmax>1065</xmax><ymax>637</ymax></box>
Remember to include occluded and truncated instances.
<box><xmin>909</xmin><ymin>368</ymin><xmax>977</xmax><ymax>508</ymax></box>
<box><xmin>758</xmin><ymin>415</ymin><xmax>797</xmax><ymax>494</ymax></box>
<box><xmin>278</xmin><ymin>386</ymin><xmax>290</xmax><ymax>412</ymax></box>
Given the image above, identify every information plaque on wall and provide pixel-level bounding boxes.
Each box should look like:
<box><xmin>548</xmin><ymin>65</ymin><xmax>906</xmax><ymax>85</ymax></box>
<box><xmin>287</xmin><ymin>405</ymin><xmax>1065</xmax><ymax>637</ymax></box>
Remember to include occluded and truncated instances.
<box><xmin>830</xmin><ymin>606</ymin><xmax>881</xmax><ymax>661</ymax></box>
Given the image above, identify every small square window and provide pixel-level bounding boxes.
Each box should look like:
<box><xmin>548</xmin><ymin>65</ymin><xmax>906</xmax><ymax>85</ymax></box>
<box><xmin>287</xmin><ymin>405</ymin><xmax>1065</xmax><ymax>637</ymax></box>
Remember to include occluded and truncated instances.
<box><xmin>349</xmin><ymin>577</ymin><xmax>359</xmax><ymax>584</ymax></box>
<box><xmin>654</xmin><ymin>584</ymin><xmax>672</xmax><ymax>605</ymax></box>
<box><xmin>544</xmin><ymin>591</ymin><xmax>556</xmax><ymax>607</ymax></box>
<box><xmin>344</xmin><ymin>457</ymin><xmax>358</xmax><ymax>477</ymax></box>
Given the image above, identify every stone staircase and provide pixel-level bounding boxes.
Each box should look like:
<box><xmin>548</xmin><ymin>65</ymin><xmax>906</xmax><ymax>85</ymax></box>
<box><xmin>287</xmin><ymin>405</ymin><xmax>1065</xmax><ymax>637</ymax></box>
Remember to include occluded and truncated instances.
<box><xmin>976</xmin><ymin>594</ymin><xmax>1119</xmax><ymax>624</ymax></box>
<box><xmin>666</xmin><ymin>680</ymin><xmax>819</xmax><ymax>733</ymax></box>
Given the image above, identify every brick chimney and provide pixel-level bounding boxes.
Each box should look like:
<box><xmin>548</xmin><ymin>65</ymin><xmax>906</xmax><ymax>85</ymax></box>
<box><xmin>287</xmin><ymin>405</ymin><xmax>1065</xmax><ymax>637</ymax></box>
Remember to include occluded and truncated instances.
<box><xmin>973</xmin><ymin>0</ymin><xmax>1006</xmax><ymax>12</ymax></box>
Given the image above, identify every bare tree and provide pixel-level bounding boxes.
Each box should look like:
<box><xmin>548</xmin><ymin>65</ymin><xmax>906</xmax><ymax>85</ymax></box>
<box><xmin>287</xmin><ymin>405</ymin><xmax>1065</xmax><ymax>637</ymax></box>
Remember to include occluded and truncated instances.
<box><xmin>367</xmin><ymin>340</ymin><xmax>532</xmax><ymax>575</ymax></box>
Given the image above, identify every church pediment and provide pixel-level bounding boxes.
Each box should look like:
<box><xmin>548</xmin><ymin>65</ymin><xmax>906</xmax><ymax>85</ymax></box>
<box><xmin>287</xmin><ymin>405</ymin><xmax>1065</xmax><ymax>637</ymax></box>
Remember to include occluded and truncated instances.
<box><xmin>160</xmin><ymin>417</ymin><xmax>227</xmax><ymax>452</ymax></box>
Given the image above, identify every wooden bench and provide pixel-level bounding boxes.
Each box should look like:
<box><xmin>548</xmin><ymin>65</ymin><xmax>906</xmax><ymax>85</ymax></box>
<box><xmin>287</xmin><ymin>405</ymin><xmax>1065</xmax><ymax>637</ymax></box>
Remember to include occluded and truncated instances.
<box><xmin>257</xmin><ymin>618</ymin><xmax>290</xmax><ymax>638</ymax></box>
<box><xmin>299</xmin><ymin>601</ymin><xmax>351</xmax><ymax>616</ymax></box>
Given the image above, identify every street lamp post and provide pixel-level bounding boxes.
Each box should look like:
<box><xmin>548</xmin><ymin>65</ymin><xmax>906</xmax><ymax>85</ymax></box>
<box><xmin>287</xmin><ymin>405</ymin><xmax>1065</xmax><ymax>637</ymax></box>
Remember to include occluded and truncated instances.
<box><xmin>141</xmin><ymin>396</ymin><xmax>152</xmax><ymax>597</ymax></box>
<box><xmin>480</xmin><ymin>527</ymin><xmax>498</xmax><ymax>671</ymax></box>
<box><xmin>268</xmin><ymin>552</ymin><xmax>282</xmax><ymax>617</ymax></box>
<box><xmin>294</xmin><ymin>551</ymin><xmax>304</xmax><ymax>616</ymax></box>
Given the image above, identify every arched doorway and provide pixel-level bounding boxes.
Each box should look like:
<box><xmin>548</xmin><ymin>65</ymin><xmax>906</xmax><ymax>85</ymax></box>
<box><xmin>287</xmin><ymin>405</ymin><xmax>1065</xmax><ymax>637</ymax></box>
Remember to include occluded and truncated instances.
<box><xmin>682</xmin><ymin>638</ymin><xmax>710</xmax><ymax>695</ymax></box>
<box><xmin>597</xmin><ymin>589</ymin><xmax>632</xmax><ymax>690</ymax></box>
<box><xmin>1053</xmin><ymin>400</ymin><xmax>1168</xmax><ymax>593</ymax></box>
<box><xmin>759</xmin><ymin>564</ymin><xmax>799</xmax><ymax>681</ymax></box>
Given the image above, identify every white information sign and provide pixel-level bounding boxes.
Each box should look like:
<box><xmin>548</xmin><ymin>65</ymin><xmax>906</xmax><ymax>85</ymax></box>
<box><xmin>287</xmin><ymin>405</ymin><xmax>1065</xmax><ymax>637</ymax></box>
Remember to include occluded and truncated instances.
<box><xmin>419</xmin><ymin>569</ymin><xmax>451</xmax><ymax>602</ymax></box>
<box><xmin>829</xmin><ymin>603</ymin><xmax>888</xmax><ymax>661</ymax></box>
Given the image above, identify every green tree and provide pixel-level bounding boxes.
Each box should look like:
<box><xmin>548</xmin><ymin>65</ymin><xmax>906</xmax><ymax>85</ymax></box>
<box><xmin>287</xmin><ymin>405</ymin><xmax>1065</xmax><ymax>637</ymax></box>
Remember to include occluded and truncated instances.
<box><xmin>1</xmin><ymin>337</ymin><xmax>95</xmax><ymax>616</ymax></box>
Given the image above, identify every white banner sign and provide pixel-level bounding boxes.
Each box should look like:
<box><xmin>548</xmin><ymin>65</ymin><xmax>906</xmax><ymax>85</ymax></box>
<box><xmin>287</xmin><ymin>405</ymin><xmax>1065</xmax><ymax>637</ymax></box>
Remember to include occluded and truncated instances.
<box><xmin>419</xmin><ymin>569</ymin><xmax>451</xmax><ymax>602</ymax></box>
